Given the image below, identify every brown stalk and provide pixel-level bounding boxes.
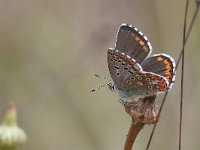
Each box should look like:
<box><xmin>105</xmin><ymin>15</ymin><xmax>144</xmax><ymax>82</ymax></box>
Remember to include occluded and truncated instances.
<box><xmin>124</xmin><ymin>119</ymin><xmax>144</xmax><ymax>150</ymax></box>
<box><xmin>123</xmin><ymin>95</ymin><xmax>158</xmax><ymax>150</ymax></box>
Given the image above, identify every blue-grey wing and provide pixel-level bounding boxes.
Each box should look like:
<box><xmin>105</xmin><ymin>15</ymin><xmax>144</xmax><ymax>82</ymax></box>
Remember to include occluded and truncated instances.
<box><xmin>115</xmin><ymin>24</ymin><xmax>152</xmax><ymax>64</ymax></box>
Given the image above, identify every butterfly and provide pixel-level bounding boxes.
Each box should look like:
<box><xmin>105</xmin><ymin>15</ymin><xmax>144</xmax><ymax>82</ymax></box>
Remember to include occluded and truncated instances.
<box><xmin>107</xmin><ymin>24</ymin><xmax>176</xmax><ymax>103</ymax></box>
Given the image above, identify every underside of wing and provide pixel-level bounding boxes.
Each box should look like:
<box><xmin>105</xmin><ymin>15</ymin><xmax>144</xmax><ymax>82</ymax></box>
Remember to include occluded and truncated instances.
<box><xmin>121</xmin><ymin>71</ymin><xmax>169</xmax><ymax>97</ymax></box>
<box><xmin>107</xmin><ymin>48</ymin><xmax>142</xmax><ymax>88</ymax></box>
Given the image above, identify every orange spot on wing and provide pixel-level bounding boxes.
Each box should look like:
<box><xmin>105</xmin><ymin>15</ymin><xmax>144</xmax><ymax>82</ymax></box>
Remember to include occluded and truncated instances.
<box><xmin>127</xmin><ymin>59</ymin><xmax>134</xmax><ymax>65</ymax></box>
<box><xmin>153</xmin><ymin>75</ymin><xmax>162</xmax><ymax>81</ymax></box>
<box><xmin>164</xmin><ymin>70</ymin><xmax>171</xmax><ymax>75</ymax></box>
<box><xmin>143</xmin><ymin>46</ymin><xmax>148</xmax><ymax>51</ymax></box>
<box><xmin>158</xmin><ymin>78</ymin><xmax>163</xmax><ymax>81</ymax></box>
<box><xmin>166</xmin><ymin>65</ymin><xmax>171</xmax><ymax>69</ymax></box>
<box><xmin>139</xmin><ymin>40</ymin><xmax>145</xmax><ymax>46</ymax></box>
<box><xmin>159</xmin><ymin>84</ymin><xmax>166</xmax><ymax>91</ymax></box>
<box><xmin>163</xmin><ymin>59</ymin><xmax>169</xmax><ymax>64</ymax></box>
<box><xmin>146</xmin><ymin>73</ymin><xmax>152</xmax><ymax>77</ymax></box>
<box><xmin>135</xmin><ymin>36</ymin><xmax>140</xmax><ymax>42</ymax></box>
<box><xmin>157</xmin><ymin>57</ymin><xmax>163</xmax><ymax>61</ymax></box>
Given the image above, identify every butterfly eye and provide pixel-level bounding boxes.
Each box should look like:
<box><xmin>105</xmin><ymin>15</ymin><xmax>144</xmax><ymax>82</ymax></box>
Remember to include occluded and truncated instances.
<box><xmin>107</xmin><ymin>83</ymin><xmax>115</xmax><ymax>92</ymax></box>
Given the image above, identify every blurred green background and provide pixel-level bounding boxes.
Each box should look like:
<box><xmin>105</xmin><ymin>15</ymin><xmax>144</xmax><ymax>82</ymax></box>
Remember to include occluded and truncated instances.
<box><xmin>0</xmin><ymin>0</ymin><xmax>199</xmax><ymax>150</ymax></box>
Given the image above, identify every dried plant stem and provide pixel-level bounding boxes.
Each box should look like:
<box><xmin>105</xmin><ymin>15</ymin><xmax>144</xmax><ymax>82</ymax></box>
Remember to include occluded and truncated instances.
<box><xmin>179</xmin><ymin>0</ymin><xmax>189</xmax><ymax>149</ymax></box>
<box><xmin>124</xmin><ymin>119</ymin><xmax>144</xmax><ymax>150</ymax></box>
<box><xmin>124</xmin><ymin>95</ymin><xmax>158</xmax><ymax>150</ymax></box>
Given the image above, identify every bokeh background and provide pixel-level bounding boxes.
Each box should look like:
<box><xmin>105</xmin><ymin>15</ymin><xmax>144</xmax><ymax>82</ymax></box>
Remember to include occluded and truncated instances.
<box><xmin>0</xmin><ymin>0</ymin><xmax>199</xmax><ymax>150</ymax></box>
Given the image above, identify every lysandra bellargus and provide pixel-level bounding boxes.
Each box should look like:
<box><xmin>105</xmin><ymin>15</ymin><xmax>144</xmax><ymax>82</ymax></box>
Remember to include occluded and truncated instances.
<box><xmin>107</xmin><ymin>23</ymin><xmax>176</xmax><ymax>103</ymax></box>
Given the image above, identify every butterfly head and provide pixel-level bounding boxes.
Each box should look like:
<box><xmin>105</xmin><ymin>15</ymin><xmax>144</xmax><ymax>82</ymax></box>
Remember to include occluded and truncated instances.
<box><xmin>107</xmin><ymin>82</ymin><xmax>116</xmax><ymax>92</ymax></box>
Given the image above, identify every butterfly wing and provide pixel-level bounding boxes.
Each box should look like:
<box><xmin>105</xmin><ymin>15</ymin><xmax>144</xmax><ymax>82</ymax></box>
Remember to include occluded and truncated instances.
<box><xmin>121</xmin><ymin>71</ymin><xmax>169</xmax><ymax>97</ymax></box>
<box><xmin>107</xmin><ymin>48</ymin><xmax>169</xmax><ymax>97</ymax></box>
<box><xmin>107</xmin><ymin>48</ymin><xmax>142</xmax><ymax>88</ymax></box>
<box><xmin>142</xmin><ymin>54</ymin><xmax>176</xmax><ymax>89</ymax></box>
<box><xmin>115</xmin><ymin>24</ymin><xmax>152</xmax><ymax>64</ymax></box>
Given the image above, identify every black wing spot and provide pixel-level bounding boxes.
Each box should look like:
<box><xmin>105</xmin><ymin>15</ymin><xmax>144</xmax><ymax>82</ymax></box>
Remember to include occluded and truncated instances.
<box><xmin>149</xmin><ymin>83</ymin><xmax>154</xmax><ymax>86</ymax></box>
<box><xmin>128</xmin><ymin>70</ymin><xmax>133</xmax><ymax>74</ymax></box>
<box><xmin>114</xmin><ymin>66</ymin><xmax>120</xmax><ymax>69</ymax></box>
<box><xmin>130</xmin><ymin>77</ymin><xmax>135</xmax><ymax>80</ymax></box>
<box><xmin>127</xmin><ymin>81</ymin><xmax>131</xmax><ymax>84</ymax></box>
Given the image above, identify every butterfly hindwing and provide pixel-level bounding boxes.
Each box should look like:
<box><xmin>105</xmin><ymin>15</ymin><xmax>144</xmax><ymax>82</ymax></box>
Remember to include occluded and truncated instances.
<box><xmin>142</xmin><ymin>54</ymin><xmax>176</xmax><ymax>89</ymax></box>
<box><xmin>121</xmin><ymin>71</ymin><xmax>169</xmax><ymax>97</ymax></box>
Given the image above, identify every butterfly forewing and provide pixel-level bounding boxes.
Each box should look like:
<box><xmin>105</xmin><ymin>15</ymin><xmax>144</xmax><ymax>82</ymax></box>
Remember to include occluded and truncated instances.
<box><xmin>107</xmin><ymin>48</ymin><xmax>141</xmax><ymax>88</ymax></box>
<box><xmin>115</xmin><ymin>24</ymin><xmax>152</xmax><ymax>64</ymax></box>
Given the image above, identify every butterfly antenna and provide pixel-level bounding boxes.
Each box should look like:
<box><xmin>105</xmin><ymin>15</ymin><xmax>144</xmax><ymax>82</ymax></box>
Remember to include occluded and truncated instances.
<box><xmin>90</xmin><ymin>83</ymin><xmax>108</xmax><ymax>92</ymax></box>
<box><xmin>94</xmin><ymin>74</ymin><xmax>111</xmax><ymax>81</ymax></box>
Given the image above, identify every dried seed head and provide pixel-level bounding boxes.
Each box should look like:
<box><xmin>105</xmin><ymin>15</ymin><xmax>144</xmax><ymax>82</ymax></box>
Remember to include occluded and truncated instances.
<box><xmin>124</xmin><ymin>95</ymin><xmax>159</xmax><ymax>124</ymax></box>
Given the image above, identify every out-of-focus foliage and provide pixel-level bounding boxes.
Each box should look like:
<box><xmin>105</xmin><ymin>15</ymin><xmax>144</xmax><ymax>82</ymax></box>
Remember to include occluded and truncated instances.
<box><xmin>0</xmin><ymin>0</ymin><xmax>199</xmax><ymax>150</ymax></box>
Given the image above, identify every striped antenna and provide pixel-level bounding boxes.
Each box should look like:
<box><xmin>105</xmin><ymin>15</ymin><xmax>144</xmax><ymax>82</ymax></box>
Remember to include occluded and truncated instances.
<box><xmin>94</xmin><ymin>74</ymin><xmax>111</xmax><ymax>81</ymax></box>
<box><xmin>90</xmin><ymin>83</ymin><xmax>108</xmax><ymax>92</ymax></box>
<box><xmin>90</xmin><ymin>74</ymin><xmax>111</xmax><ymax>92</ymax></box>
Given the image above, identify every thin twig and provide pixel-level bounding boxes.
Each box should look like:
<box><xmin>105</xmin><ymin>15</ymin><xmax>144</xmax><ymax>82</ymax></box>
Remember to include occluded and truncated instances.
<box><xmin>176</xmin><ymin>5</ymin><xmax>200</xmax><ymax>67</ymax></box>
<box><xmin>179</xmin><ymin>0</ymin><xmax>189</xmax><ymax>149</ymax></box>
<box><xmin>146</xmin><ymin>4</ymin><xmax>200</xmax><ymax>150</ymax></box>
